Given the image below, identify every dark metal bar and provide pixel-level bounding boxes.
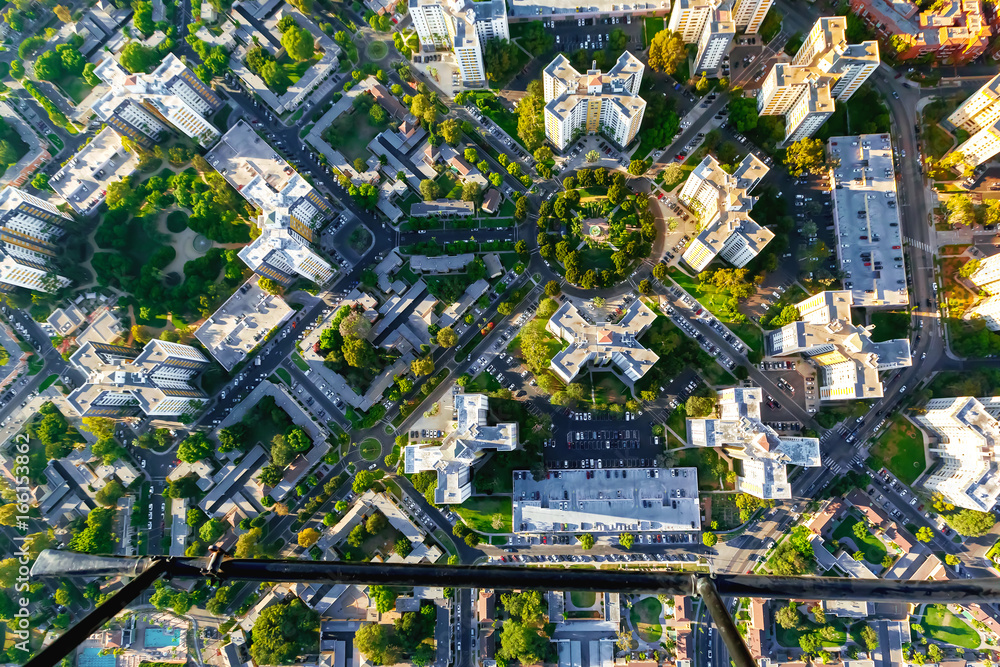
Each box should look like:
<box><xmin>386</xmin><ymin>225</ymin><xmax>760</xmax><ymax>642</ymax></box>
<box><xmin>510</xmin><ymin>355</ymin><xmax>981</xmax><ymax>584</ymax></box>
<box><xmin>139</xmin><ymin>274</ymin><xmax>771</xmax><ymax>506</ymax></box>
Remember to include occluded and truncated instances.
<box><xmin>697</xmin><ymin>577</ymin><xmax>754</xmax><ymax>667</ymax></box>
<box><xmin>25</xmin><ymin>558</ymin><xmax>170</xmax><ymax>667</ymax></box>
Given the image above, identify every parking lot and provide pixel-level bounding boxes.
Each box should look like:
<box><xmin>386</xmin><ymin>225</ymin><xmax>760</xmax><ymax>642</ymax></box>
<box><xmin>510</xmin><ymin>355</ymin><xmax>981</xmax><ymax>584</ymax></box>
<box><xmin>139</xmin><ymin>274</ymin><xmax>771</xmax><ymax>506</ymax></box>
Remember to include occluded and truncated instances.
<box><xmin>543</xmin><ymin>15</ymin><xmax>644</xmax><ymax>57</ymax></box>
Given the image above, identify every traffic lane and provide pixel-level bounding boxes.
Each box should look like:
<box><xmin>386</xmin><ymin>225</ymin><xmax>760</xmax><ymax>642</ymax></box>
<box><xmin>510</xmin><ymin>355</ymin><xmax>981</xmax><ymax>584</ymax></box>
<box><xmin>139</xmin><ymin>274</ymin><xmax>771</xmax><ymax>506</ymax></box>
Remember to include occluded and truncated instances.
<box><xmin>399</xmin><ymin>226</ymin><xmax>517</xmax><ymax>246</ymax></box>
<box><xmin>285</xmin><ymin>363</ymin><xmax>349</xmax><ymax>428</ymax></box>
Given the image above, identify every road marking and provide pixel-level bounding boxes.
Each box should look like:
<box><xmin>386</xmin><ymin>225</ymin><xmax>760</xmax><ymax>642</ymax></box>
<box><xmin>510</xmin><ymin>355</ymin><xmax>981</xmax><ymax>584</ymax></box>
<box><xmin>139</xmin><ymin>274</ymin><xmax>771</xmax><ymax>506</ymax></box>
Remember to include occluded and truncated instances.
<box><xmin>904</xmin><ymin>237</ymin><xmax>931</xmax><ymax>252</ymax></box>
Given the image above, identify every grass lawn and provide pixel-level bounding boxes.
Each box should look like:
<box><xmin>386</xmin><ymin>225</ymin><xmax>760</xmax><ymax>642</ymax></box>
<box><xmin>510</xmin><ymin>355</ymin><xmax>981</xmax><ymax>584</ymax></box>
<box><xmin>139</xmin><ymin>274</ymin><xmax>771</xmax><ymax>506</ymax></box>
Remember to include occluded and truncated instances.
<box><xmin>433</xmin><ymin>528</ymin><xmax>458</xmax><ymax>557</ymax></box>
<box><xmin>291</xmin><ymin>353</ymin><xmax>309</xmax><ymax>371</ymax></box>
<box><xmin>454</xmin><ymin>497</ymin><xmax>512</xmax><ymax>533</ymax></box>
<box><xmin>869</xmin><ymin>415</ymin><xmax>925</xmax><ymax>484</ymax></box>
<box><xmin>831</xmin><ymin>515</ymin><xmax>886</xmax><ymax>565</ymax></box>
<box><xmin>676</xmin><ymin>447</ymin><xmax>730</xmax><ymax>491</ymax></box>
<box><xmin>275</xmin><ymin>368</ymin><xmax>292</xmax><ymax>384</ymax></box>
<box><xmin>643</xmin><ymin>17</ymin><xmax>665</xmax><ymax>47</ymax></box>
<box><xmin>577</xmin><ymin>246</ymin><xmax>615</xmax><ymax>271</ymax></box>
<box><xmin>921</xmin><ymin>605</ymin><xmax>981</xmax><ymax>649</ymax></box>
<box><xmin>38</xmin><ymin>374</ymin><xmax>58</xmax><ymax>391</ymax></box>
<box><xmin>586</xmin><ymin>372</ymin><xmax>632</xmax><ymax>405</ymax></box>
<box><xmin>359</xmin><ymin>438</ymin><xmax>382</xmax><ymax>461</ymax></box>
<box><xmin>775</xmin><ymin>615</ymin><xmax>847</xmax><ymax>648</ymax></box>
<box><xmin>783</xmin><ymin>31</ymin><xmax>803</xmax><ymax>56</ymax></box>
<box><xmin>869</xmin><ymin>311</ymin><xmax>911</xmax><ymax>342</ymax></box>
<box><xmin>661</xmin><ymin>164</ymin><xmax>694</xmax><ymax>192</ymax></box>
<box><xmin>278</xmin><ymin>52</ymin><xmax>319</xmax><ymax>87</ymax></box>
<box><xmin>56</xmin><ymin>75</ymin><xmax>94</xmax><ymax>105</ymax></box>
<box><xmin>630</xmin><ymin>597</ymin><xmax>663</xmax><ymax>642</ymax></box>
<box><xmin>322</xmin><ymin>109</ymin><xmax>382</xmax><ymax>163</ymax></box>
<box><xmin>570</xmin><ymin>591</ymin><xmax>597</xmax><ymax>608</ymax></box>
<box><xmin>925</xmin><ymin>124</ymin><xmax>955</xmax><ymax>160</ymax></box>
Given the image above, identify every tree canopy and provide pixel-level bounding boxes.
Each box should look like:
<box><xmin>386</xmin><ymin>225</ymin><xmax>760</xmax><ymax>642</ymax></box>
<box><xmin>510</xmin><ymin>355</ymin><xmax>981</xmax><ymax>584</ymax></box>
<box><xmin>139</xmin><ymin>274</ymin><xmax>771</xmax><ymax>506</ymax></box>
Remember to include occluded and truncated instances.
<box><xmin>249</xmin><ymin>598</ymin><xmax>320</xmax><ymax>665</ymax></box>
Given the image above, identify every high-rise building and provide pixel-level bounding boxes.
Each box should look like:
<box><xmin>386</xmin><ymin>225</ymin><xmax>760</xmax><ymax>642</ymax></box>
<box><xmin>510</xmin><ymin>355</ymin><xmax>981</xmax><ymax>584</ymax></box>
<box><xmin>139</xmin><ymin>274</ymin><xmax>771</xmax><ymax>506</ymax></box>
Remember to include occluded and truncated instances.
<box><xmin>953</xmin><ymin>119</ymin><xmax>1000</xmax><ymax>167</ymax></box>
<box><xmin>408</xmin><ymin>0</ymin><xmax>507</xmax><ymax>88</ymax></box>
<box><xmin>766</xmin><ymin>291</ymin><xmax>912</xmax><ymax>401</ymax></box>
<box><xmin>669</xmin><ymin>0</ymin><xmax>736</xmax><ymax>73</ymax></box>
<box><xmin>848</xmin><ymin>0</ymin><xmax>989</xmax><ymax>65</ymax></box>
<box><xmin>915</xmin><ymin>396</ymin><xmax>1000</xmax><ymax>512</ymax></box>
<box><xmin>0</xmin><ymin>187</ymin><xmax>71</xmax><ymax>293</ymax></box>
<box><xmin>686</xmin><ymin>387</ymin><xmax>822</xmax><ymax>499</ymax></box>
<box><xmin>92</xmin><ymin>53</ymin><xmax>223</xmax><ymax>147</ymax></box>
<box><xmin>542</xmin><ymin>51</ymin><xmax>646</xmax><ymax>150</ymax></box>
<box><xmin>67</xmin><ymin>339</ymin><xmax>210</xmax><ymax>418</ymax></box>
<box><xmin>967</xmin><ymin>253</ymin><xmax>1000</xmax><ymax>294</ymax></box>
<box><xmin>207</xmin><ymin>121</ymin><xmax>335</xmax><ymax>286</ymax></box>
<box><xmin>756</xmin><ymin>17</ymin><xmax>879</xmax><ymax>144</ymax></box>
<box><xmin>679</xmin><ymin>154</ymin><xmax>773</xmax><ymax>272</ymax></box>
<box><xmin>967</xmin><ymin>294</ymin><xmax>1000</xmax><ymax>330</ymax></box>
<box><xmin>948</xmin><ymin>74</ymin><xmax>1000</xmax><ymax>132</ymax></box>
<box><xmin>732</xmin><ymin>0</ymin><xmax>774</xmax><ymax>33</ymax></box>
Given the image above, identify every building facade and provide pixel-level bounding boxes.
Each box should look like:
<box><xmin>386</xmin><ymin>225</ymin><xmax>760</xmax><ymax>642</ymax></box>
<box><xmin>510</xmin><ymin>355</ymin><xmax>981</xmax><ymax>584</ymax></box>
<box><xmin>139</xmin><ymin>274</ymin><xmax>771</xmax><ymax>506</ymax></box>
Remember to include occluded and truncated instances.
<box><xmin>669</xmin><ymin>0</ymin><xmax>736</xmax><ymax>72</ymax></box>
<box><xmin>679</xmin><ymin>154</ymin><xmax>773</xmax><ymax>271</ymax></box>
<box><xmin>915</xmin><ymin>396</ymin><xmax>1000</xmax><ymax>512</ymax></box>
<box><xmin>732</xmin><ymin>0</ymin><xmax>774</xmax><ymax>33</ymax></box>
<box><xmin>0</xmin><ymin>187</ymin><xmax>71</xmax><ymax>292</ymax></box>
<box><xmin>848</xmin><ymin>0</ymin><xmax>989</xmax><ymax>65</ymax></box>
<box><xmin>756</xmin><ymin>17</ymin><xmax>879</xmax><ymax>144</ymax></box>
<box><xmin>947</xmin><ymin>75</ymin><xmax>1000</xmax><ymax>167</ymax></box>
<box><xmin>92</xmin><ymin>53</ymin><xmax>223</xmax><ymax>147</ymax></box>
<box><xmin>67</xmin><ymin>340</ymin><xmax>210</xmax><ymax>418</ymax></box>
<box><xmin>542</xmin><ymin>51</ymin><xmax>646</xmax><ymax>150</ymax></box>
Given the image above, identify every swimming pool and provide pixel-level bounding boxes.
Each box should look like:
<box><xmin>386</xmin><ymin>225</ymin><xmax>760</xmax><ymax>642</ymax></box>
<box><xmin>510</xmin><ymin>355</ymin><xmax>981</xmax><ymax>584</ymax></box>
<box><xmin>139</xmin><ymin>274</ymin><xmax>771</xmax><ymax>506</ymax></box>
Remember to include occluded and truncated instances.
<box><xmin>79</xmin><ymin>647</ymin><xmax>115</xmax><ymax>667</ymax></box>
<box><xmin>144</xmin><ymin>627</ymin><xmax>182</xmax><ymax>648</ymax></box>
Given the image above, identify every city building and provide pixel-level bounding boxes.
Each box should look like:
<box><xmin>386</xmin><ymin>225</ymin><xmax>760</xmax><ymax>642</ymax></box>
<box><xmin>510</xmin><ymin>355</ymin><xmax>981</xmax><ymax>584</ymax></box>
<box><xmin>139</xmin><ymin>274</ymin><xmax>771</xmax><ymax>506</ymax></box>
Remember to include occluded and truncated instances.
<box><xmin>948</xmin><ymin>73</ymin><xmax>1000</xmax><ymax>133</ymax></box>
<box><xmin>67</xmin><ymin>340</ymin><xmax>210</xmax><ymax>418</ymax></box>
<box><xmin>766</xmin><ymin>290</ymin><xmax>912</xmax><ymax>401</ymax></box>
<box><xmin>679</xmin><ymin>154</ymin><xmax>773</xmax><ymax>272</ymax></box>
<box><xmin>512</xmin><ymin>467</ymin><xmax>701</xmax><ymax>533</ymax></box>
<box><xmin>828</xmin><ymin>134</ymin><xmax>909</xmax><ymax>308</ymax></box>
<box><xmin>0</xmin><ymin>186</ymin><xmax>72</xmax><ymax>293</ymax></box>
<box><xmin>953</xmin><ymin>119</ymin><xmax>1000</xmax><ymax>167</ymax></box>
<box><xmin>849</xmin><ymin>0</ymin><xmax>989</xmax><ymax>65</ymax></box>
<box><xmin>757</xmin><ymin>17</ymin><xmax>879</xmax><ymax>144</ymax></box>
<box><xmin>207</xmin><ymin>120</ymin><xmax>336</xmax><ymax>286</ymax></box>
<box><xmin>50</xmin><ymin>127</ymin><xmax>138</xmax><ymax>215</ymax></box>
<box><xmin>542</xmin><ymin>52</ymin><xmax>646</xmax><ymax>150</ymax></box>
<box><xmin>545</xmin><ymin>299</ymin><xmax>659</xmax><ymax>385</ymax></box>
<box><xmin>92</xmin><ymin>52</ymin><xmax>222</xmax><ymax>147</ymax></box>
<box><xmin>915</xmin><ymin>396</ymin><xmax>1000</xmax><ymax>512</ymax></box>
<box><xmin>404</xmin><ymin>393</ymin><xmax>518</xmax><ymax>504</ymax></box>
<box><xmin>732</xmin><ymin>0</ymin><xmax>774</xmax><ymax>33</ymax></box>
<box><xmin>409</xmin><ymin>0</ymin><xmax>508</xmax><ymax>88</ymax></box>
<box><xmin>669</xmin><ymin>0</ymin><xmax>735</xmax><ymax>72</ymax></box>
<box><xmin>968</xmin><ymin>294</ymin><xmax>1000</xmax><ymax>330</ymax></box>
<box><xmin>686</xmin><ymin>387</ymin><xmax>822</xmax><ymax>499</ymax></box>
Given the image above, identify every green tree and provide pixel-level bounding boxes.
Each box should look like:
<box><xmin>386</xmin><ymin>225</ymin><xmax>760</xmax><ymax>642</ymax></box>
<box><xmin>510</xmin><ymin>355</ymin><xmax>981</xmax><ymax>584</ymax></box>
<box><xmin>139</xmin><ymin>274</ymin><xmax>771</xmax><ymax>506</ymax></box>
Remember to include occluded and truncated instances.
<box><xmin>915</xmin><ymin>526</ymin><xmax>934</xmax><ymax>542</ymax></box>
<box><xmin>120</xmin><ymin>42</ymin><xmax>160</xmax><ymax>73</ymax></box>
<box><xmin>947</xmin><ymin>509</ymin><xmax>996</xmax><ymax>536</ymax></box>
<box><xmin>702</xmin><ymin>532</ymin><xmax>718</xmax><ymax>547</ymax></box>
<box><xmin>436</xmin><ymin>326</ymin><xmax>457</xmax><ymax>347</ymax></box>
<box><xmin>619</xmin><ymin>532</ymin><xmax>635</xmax><ymax>549</ymax></box>
<box><xmin>354</xmin><ymin>623</ymin><xmax>400</xmax><ymax>665</ymax></box>
<box><xmin>578</xmin><ymin>533</ymin><xmax>594</xmax><ymax>549</ymax></box>
<box><xmin>419</xmin><ymin>178</ymin><xmax>439</xmax><ymax>201</ymax></box>
<box><xmin>200</xmin><ymin>518</ymin><xmax>228</xmax><ymax>543</ymax></box>
<box><xmin>775</xmin><ymin>602</ymin><xmax>799</xmax><ymax>630</ymax></box>
<box><xmin>784</xmin><ymin>137</ymin><xmax>828</xmax><ymax>177</ymax></box>
<box><xmin>249</xmin><ymin>599</ymin><xmax>320</xmax><ymax>665</ymax></box>
<box><xmin>298</xmin><ymin>527</ymin><xmax>321</xmax><ymax>548</ymax></box>
<box><xmin>281</xmin><ymin>27</ymin><xmax>315</xmax><ymax>61</ymax></box>
<box><xmin>440</xmin><ymin>118</ymin><xmax>461</xmax><ymax>145</ymax></box>
<box><xmin>728</xmin><ymin>88</ymin><xmax>758</xmax><ymax>132</ymax></box>
<box><xmin>647</xmin><ymin>29</ymin><xmax>687</xmax><ymax>75</ymax></box>
<box><xmin>177</xmin><ymin>431</ymin><xmax>212</xmax><ymax>463</ymax></box>
<box><xmin>353</xmin><ymin>470</ymin><xmax>375</xmax><ymax>493</ymax></box>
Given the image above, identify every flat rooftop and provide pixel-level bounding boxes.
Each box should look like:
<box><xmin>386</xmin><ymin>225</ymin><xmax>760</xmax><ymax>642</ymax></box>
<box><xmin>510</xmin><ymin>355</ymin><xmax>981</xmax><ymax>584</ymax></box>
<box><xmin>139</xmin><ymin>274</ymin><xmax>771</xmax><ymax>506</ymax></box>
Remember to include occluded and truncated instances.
<box><xmin>194</xmin><ymin>277</ymin><xmax>294</xmax><ymax>370</ymax></box>
<box><xmin>828</xmin><ymin>134</ymin><xmax>909</xmax><ymax>309</ymax></box>
<box><xmin>50</xmin><ymin>127</ymin><xmax>137</xmax><ymax>215</ymax></box>
<box><xmin>512</xmin><ymin>467</ymin><xmax>701</xmax><ymax>533</ymax></box>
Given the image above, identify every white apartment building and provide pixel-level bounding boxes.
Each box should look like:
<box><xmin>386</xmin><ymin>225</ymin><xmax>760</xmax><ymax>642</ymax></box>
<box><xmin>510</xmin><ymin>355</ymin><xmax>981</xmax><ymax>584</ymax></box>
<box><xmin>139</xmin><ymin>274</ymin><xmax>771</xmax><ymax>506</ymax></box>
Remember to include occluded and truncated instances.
<box><xmin>767</xmin><ymin>290</ymin><xmax>912</xmax><ymax>401</ymax></box>
<box><xmin>947</xmin><ymin>73</ymin><xmax>1000</xmax><ymax>134</ymax></box>
<box><xmin>92</xmin><ymin>52</ymin><xmax>223</xmax><ymax>147</ymax></box>
<box><xmin>0</xmin><ymin>187</ymin><xmax>71</xmax><ymax>292</ymax></box>
<box><xmin>954</xmin><ymin>118</ymin><xmax>1000</xmax><ymax>168</ymax></box>
<box><xmin>968</xmin><ymin>294</ymin><xmax>1000</xmax><ymax>330</ymax></box>
<box><xmin>968</xmin><ymin>253</ymin><xmax>1000</xmax><ymax>294</ymax></box>
<box><xmin>208</xmin><ymin>121</ymin><xmax>335</xmax><ymax>286</ymax></box>
<box><xmin>915</xmin><ymin>396</ymin><xmax>1000</xmax><ymax>512</ymax></box>
<box><xmin>732</xmin><ymin>0</ymin><xmax>773</xmax><ymax>33</ymax></box>
<box><xmin>669</xmin><ymin>0</ymin><xmax>735</xmax><ymax>72</ymax></box>
<box><xmin>67</xmin><ymin>340</ymin><xmax>210</xmax><ymax>418</ymax></box>
<box><xmin>756</xmin><ymin>17</ymin><xmax>879</xmax><ymax>144</ymax></box>
<box><xmin>408</xmin><ymin>0</ymin><xmax>507</xmax><ymax>88</ymax></box>
<box><xmin>404</xmin><ymin>393</ymin><xmax>518</xmax><ymax>504</ymax></box>
<box><xmin>695</xmin><ymin>15</ymin><xmax>735</xmax><ymax>72</ymax></box>
<box><xmin>542</xmin><ymin>52</ymin><xmax>646</xmax><ymax>150</ymax></box>
<box><xmin>679</xmin><ymin>154</ymin><xmax>773</xmax><ymax>271</ymax></box>
<box><xmin>686</xmin><ymin>387</ymin><xmax>821</xmax><ymax>499</ymax></box>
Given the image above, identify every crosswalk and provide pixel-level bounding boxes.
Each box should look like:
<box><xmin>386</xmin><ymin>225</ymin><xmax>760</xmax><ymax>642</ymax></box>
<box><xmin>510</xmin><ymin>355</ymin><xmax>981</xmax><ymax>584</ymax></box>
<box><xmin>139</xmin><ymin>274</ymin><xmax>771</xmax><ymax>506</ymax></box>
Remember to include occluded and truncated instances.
<box><xmin>904</xmin><ymin>237</ymin><xmax>932</xmax><ymax>252</ymax></box>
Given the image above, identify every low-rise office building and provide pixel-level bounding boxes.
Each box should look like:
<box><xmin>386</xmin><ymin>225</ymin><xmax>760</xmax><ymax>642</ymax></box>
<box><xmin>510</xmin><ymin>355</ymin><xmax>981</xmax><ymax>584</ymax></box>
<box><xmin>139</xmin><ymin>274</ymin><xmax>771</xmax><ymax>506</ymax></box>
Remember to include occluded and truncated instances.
<box><xmin>686</xmin><ymin>387</ymin><xmax>822</xmax><ymax>499</ymax></box>
<box><xmin>849</xmin><ymin>0</ymin><xmax>989</xmax><ymax>65</ymax></box>
<box><xmin>50</xmin><ymin>127</ymin><xmax>138</xmax><ymax>215</ymax></box>
<box><xmin>915</xmin><ymin>396</ymin><xmax>1000</xmax><ymax>512</ymax></box>
<box><xmin>546</xmin><ymin>299</ymin><xmax>658</xmax><ymax>385</ymax></box>
<box><xmin>207</xmin><ymin>120</ymin><xmax>335</xmax><ymax>286</ymax></box>
<box><xmin>67</xmin><ymin>340</ymin><xmax>210</xmax><ymax>418</ymax></box>
<box><xmin>404</xmin><ymin>392</ymin><xmax>518</xmax><ymax>504</ymax></box>
<box><xmin>679</xmin><ymin>154</ymin><xmax>773</xmax><ymax>272</ymax></box>
<box><xmin>828</xmin><ymin>134</ymin><xmax>908</xmax><ymax>308</ymax></box>
<box><xmin>766</xmin><ymin>290</ymin><xmax>912</xmax><ymax>401</ymax></box>
<box><xmin>92</xmin><ymin>52</ymin><xmax>223</xmax><ymax>147</ymax></box>
<box><xmin>0</xmin><ymin>187</ymin><xmax>72</xmax><ymax>292</ymax></box>
<box><xmin>512</xmin><ymin>467</ymin><xmax>701</xmax><ymax>533</ymax></box>
<box><xmin>542</xmin><ymin>52</ymin><xmax>646</xmax><ymax>150</ymax></box>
